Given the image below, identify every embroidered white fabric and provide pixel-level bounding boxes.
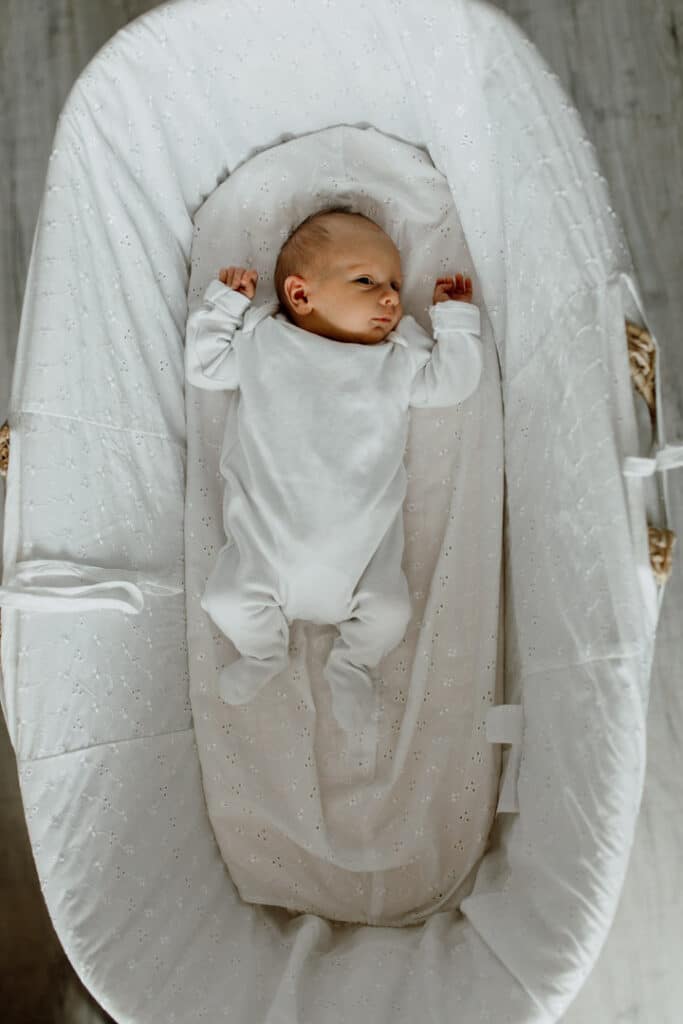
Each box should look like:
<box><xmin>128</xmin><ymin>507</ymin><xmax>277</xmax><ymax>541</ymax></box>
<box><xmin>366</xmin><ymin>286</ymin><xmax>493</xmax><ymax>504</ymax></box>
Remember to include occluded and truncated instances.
<box><xmin>0</xmin><ymin>0</ymin><xmax>677</xmax><ymax>1022</ymax></box>
<box><xmin>184</xmin><ymin>124</ymin><xmax>503</xmax><ymax>927</ymax></box>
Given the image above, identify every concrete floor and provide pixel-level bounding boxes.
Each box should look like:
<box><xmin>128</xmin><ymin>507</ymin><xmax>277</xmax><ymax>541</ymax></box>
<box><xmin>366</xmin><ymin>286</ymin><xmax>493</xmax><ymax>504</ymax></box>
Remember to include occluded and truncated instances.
<box><xmin>1</xmin><ymin>1</ymin><xmax>682</xmax><ymax>1021</ymax></box>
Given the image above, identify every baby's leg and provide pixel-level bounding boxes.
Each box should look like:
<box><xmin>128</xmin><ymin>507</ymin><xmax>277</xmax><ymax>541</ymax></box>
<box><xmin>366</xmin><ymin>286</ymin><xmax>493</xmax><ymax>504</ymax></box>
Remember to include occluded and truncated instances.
<box><xmin>323</xmin><ymin>513</ymin><xmax>412</xmax><ymax>735</ymax></box>
<box><xmin>201</xmin><ymin>541</ymin><xmax>290</xmax><ymax>706</ymax></box>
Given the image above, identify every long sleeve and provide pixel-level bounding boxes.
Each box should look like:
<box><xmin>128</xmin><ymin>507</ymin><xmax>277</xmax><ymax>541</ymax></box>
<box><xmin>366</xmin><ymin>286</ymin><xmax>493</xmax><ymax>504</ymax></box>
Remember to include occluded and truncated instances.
<box><xmin>184</xmin><ymin>279</ymin><xmax>252</xmax><ymax>391</ymax></box>
<box><xmin>409</xmin><ymin>300</ymin><xmax>482</xmax><ymax>409</ymax></box>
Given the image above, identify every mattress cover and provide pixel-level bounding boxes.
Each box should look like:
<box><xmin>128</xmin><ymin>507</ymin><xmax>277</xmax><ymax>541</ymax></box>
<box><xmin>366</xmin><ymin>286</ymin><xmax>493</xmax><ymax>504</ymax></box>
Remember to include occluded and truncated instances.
<box><xmin>0</xmin><ymin>0</ymin><xmax>678</xmax><ymax>1021</ymax></box>
<box><xmin>184</xmin><ymin>124</ymin><xmax>503</xmax><ymax>926</ymax></box>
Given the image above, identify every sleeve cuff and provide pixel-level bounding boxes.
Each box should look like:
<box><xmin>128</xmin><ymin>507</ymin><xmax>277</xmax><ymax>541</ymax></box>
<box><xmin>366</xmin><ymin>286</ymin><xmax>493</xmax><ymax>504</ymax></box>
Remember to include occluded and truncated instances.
<box><xmin>202</xmin><ymin>278</ymin><xmax>253</xmax><ymax>316</ymax></box>
<box><xmin>429</xmin><ymin>300</ymin><xmax>481</xmax><ymax>336</ymax></box>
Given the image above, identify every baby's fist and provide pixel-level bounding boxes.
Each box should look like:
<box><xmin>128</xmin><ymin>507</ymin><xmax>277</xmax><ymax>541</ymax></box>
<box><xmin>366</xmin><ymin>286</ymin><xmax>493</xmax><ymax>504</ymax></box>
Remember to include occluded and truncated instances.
<box><xmin>433</xmin><ymin>274</ymin><xmax>473</xmax><ymax>304</ymax></box>
<box><xmin>218</xmin><ymin>266</ymin><xmax>258</xmax><ymax>300</ymax></box>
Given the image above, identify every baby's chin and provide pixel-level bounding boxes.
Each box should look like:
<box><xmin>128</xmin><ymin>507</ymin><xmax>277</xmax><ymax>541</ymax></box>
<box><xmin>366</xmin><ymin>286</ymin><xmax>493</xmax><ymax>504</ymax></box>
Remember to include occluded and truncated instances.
<box><xmin>305</xmin><ymin>318</ymin><xmax>394</xmax><ymax>345</ymax></box>
<box><xmin>356</xmin><ymin>322</ymin><xmax>394</xmax><ymax>344</ymax></box>
<box><xmin>322</xmin><ymin>327</ymin><xmax>391</xmax><ymax>346</ymax></box>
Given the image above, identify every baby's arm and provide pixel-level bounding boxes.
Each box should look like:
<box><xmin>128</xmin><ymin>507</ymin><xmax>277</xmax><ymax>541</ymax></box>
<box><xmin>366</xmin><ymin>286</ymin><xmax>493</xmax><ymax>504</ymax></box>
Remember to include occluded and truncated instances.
<box><xmin>184</xmin><ymin>279</ymin><xmax>252</xmax><ymax>391</ymax></box>
<box><xmin>409</xmin><ymin>299</ymin><xmax>483</xmax><ymax>407</ymax></box>
<box><xmin>408</xmin><ymin>299</ymin><xmax>482</xmax><ymax>409</ymax></box>
<box><xmin>408</xmin><ymin>273</ymin><xmax>481</xmax><ymax>408</ymax></box>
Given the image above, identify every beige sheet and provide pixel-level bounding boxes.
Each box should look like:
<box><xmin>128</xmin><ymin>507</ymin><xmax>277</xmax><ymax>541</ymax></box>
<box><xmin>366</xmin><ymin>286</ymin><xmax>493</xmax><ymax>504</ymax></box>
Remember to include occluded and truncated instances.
<box><xmin>185</xmin><ymin>126</ymin><xmax>504</xmax><ymax>925</ymax></box>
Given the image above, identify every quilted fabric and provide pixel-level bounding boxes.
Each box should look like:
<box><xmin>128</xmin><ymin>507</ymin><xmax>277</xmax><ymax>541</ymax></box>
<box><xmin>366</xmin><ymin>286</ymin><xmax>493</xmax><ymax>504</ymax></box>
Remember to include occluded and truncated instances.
<box><xmin>0</xmin><ymin>0</ymin><xmax>674</xmax><ymax>1022</ymax></box>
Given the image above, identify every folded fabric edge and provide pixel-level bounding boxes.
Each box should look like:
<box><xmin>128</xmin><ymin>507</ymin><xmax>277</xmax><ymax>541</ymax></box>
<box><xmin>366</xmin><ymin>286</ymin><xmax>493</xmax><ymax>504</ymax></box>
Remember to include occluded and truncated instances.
<box><xmin>0</xmin><ymin>558</ymin><xmax>184</xmax><ymax>614</ymax></box>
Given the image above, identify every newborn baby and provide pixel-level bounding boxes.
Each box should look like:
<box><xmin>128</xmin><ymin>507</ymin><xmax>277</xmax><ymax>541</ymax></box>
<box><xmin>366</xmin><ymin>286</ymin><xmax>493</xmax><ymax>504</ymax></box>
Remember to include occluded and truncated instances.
<box><xmin>185</xmin><ymin>208</ymin><xmax>482</xmax><ymax>734</ymax></box>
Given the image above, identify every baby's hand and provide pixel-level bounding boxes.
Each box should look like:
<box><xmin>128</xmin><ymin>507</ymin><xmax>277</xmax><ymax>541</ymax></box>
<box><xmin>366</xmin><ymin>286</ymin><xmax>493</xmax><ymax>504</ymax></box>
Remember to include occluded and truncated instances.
<box><xmin>218</xmin><ymin>266</ymin><xmax>258</xmax><ymax>300</ymax></box>
<box><xmin>433</xmin><ymin>274</ymin><xmax>473</xmax><ymax>304</ymax></box>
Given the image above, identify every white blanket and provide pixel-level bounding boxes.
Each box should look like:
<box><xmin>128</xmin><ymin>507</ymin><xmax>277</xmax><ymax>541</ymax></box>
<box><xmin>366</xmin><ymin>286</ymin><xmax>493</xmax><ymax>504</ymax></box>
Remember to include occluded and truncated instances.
<box><xmin>184</xmin><ymin>124</ymin><xmax>504</xmax><ymax>925</ymax></box>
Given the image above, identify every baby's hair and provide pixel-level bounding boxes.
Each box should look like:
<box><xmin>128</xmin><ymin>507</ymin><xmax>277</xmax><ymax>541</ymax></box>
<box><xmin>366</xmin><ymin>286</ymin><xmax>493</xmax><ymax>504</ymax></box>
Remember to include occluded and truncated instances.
<box><xmin>274</xmin><ymin>205</ymin><xmax>382</xmax><ymax>318</ymax></box>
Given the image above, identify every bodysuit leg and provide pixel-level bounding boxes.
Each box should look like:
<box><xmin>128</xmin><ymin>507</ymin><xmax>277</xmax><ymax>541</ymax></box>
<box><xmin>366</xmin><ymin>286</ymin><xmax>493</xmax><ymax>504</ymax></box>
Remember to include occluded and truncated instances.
<box><xmin>323</xmin><ymin>511</ymin><xmax>412</xmax><ymax>735</ymax></box>
<box><xmin>201</xmin><ymin>541</ymin><xmax>290</xmax><ymax>706</ymax></box>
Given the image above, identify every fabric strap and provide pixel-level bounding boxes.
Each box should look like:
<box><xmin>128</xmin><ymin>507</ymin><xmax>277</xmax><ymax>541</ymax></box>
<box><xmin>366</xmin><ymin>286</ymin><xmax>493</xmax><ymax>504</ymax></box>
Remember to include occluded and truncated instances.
<box><xmin>485</xmin><ymin>704</ymin><xmax>523</xmax><ymax>814</ymax></box>
<box><xmin>0</xmin><ymin>559</ymin><xmax>183</xmax><ymax>614</ymax></box>
<box><xmin>622</xmin><ymin>443</ymin><xmax>683</xmax><ymax>477</ymax></box>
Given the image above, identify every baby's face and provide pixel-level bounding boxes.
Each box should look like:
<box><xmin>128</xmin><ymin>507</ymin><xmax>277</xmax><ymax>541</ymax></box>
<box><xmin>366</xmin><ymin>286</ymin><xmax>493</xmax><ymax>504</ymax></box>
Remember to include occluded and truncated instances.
<box><xmin>285</xmin><ymin>222</ymin><xmax>403</xmax><ymax>345</ymax></box>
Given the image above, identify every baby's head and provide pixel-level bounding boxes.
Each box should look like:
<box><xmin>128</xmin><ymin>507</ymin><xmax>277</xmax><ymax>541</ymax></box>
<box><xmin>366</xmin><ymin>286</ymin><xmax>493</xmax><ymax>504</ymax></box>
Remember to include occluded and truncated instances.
<box><xmin>274</xmin><ymin>206</ymin><xmax>403</xmax><ymax>345</ymax></box>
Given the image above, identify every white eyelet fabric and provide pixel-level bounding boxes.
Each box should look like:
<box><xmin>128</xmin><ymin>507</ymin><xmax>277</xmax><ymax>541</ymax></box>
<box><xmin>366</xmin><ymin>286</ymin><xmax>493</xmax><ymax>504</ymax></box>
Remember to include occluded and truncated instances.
<box><xmin>185</xmin><ymin>124</ymin><xmax>503</xmax><ymax>928</ymax></box>
<box><xmin>0</xmin><ymin>0</ymin><xmax>675</xmax><ymax>1021</ymax></box>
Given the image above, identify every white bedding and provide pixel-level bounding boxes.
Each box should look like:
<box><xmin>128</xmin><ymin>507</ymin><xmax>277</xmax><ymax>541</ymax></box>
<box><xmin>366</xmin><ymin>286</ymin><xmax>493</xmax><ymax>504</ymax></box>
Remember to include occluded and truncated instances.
<box><xmin>184</xmin><ymin>125</ymin><xmax>504</xmax><ymax>925</ymax></box>
<box><xmin>0</xmin><ymin>0</ymin><xmax>678</xmax><ymax>1021</ymax></box>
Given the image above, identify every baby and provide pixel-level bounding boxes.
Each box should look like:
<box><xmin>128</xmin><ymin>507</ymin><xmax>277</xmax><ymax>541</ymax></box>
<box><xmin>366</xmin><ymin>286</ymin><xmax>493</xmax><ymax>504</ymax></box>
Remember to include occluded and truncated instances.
<box><xmin>185</xmin><ymin>208</ymin><xmax>482</xmax><ymax>735</ymax></box>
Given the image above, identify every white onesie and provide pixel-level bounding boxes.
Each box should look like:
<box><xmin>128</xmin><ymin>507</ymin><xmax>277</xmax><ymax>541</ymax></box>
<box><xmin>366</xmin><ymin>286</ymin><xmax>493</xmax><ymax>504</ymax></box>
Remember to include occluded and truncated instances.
<box><xmin>185</xmin><ymin>279</ymin><xmax>482</xmax><ymax>734</ymax></box>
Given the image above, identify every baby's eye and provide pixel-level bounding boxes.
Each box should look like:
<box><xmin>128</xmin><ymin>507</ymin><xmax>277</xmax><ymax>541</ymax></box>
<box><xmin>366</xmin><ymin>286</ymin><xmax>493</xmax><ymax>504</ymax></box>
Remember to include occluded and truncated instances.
<box><xmin>354</xmin><ymin>277</ymin><xmax>401</xmax><ymax>291</ymax></box>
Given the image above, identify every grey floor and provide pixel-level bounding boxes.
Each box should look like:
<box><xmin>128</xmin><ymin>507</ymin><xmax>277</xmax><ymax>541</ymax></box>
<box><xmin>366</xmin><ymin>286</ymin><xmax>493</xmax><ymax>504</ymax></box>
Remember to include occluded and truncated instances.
<box><xmin>1</xmin><ymin>1</ymin><xmax>682</xmax><ymax>1022</ymax></box>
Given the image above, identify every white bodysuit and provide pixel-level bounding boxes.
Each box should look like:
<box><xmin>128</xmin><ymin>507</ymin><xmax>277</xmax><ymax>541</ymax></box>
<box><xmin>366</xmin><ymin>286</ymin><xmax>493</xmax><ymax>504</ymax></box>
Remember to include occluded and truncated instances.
<box><xmin>185</xmin><ymin>279</ymin><xmax>482</xmax><ymax>734</ymax></box>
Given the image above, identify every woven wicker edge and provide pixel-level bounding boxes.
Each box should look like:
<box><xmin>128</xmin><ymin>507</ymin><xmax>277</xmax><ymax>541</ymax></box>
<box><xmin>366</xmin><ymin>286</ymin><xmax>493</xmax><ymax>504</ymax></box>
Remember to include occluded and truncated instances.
<box><xmin>648</xmin><ymin>526</ymin><xmax>677</xmax><ymax>586</ymax></box>
<box><xmin>0</xmin><ymin>421</ymin><xmax>8</xmax><ymax>479</ymax></box>
<box><xmin>625</xmin><ymin>318</ymin><xmax>657</xmax><ymax>426</ymax></box>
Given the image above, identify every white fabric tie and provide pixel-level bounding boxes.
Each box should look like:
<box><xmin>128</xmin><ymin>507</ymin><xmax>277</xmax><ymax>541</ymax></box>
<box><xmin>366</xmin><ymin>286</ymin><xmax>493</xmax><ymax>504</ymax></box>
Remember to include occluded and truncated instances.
<box><xmin>0</xmin><ymin>559</ymin><xmax>183</xmax><ymax>614</ymax></box>
<box><xmin>485</xmin><ymin>704</ymin><xmax>523</xmax><ymax>814</ymax></box>
<box><xmin>622</xmin><ymin>442</ymin><xmax>683</xmax><ymax>478</ymax></box>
